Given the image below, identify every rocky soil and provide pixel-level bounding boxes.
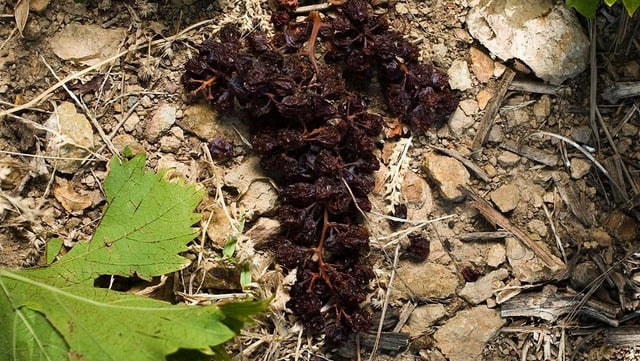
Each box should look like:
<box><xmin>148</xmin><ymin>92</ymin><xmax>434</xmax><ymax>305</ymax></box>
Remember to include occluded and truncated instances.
<box><xmin>1</xmin><ymin>0</ymin><xmax>639</xmax><ymax>360</ymax></box>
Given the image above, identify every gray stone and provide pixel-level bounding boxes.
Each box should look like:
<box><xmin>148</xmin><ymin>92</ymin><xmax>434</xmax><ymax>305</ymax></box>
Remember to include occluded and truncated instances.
<box><xmin>487</xmin><ymin>124</ymin><xmax>504</xmax><ymax>143</ymax></box>
<box><xmin>459</xmin><ymin>268</ymin><xmax>509</xmax><ymax>305</ymax></box>
<box><xmin>571</xmin><ymin>125</ymin><xmax>593</xmax><ymax>145</ymax></box>
<box><xmin>434</xmin><ymin>305</ymin><xmax>505</xmax><ymax>361</ymax></box>
<box><xmin>422</xmin><ymin>153</ymin><xmax>470</xmax><ymax>202</ymax></box>
<box><xmin>447</xmin><ymin>60</ymin><xmax>473</xmax><ymax>91</ymax></box>
<box><xmin>145</xmin><ymin>104</ymin><xmax>176</xmax><ymax>142</ymax></box>
<box><xmin>45</xmin><ymin>102</ymin><xmax>94</xmax><ymax>174</ymax></box>
<box><xmin>397</xmin><ymin>262</ymin><xmax>459</xmax><ymax>299</ymax></box>
<box><xmin>447</xmin><ymin>107</ymin><xmax>475</xmax><ymax>136</ymax></box>
<box><xmin>467</xmin><ymin>0</ymin><xmax>588</xmax><ymax>84</ymax></box>
<box><xmin>490</xmin><ymin>183</ymin><xmax>520</xmax><ymax>212</ymax></box>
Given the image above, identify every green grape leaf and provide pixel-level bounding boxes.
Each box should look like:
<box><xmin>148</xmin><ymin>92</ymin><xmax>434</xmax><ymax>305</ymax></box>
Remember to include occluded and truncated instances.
<box><xmin>24</xmin><ymin>154</ymin><xmax>204</xmax><ymax>287</ymax></box>
<box><xmin>623</xmin><ymin>0</ymin><xmax>640</xmax><ymax>15</ymax></box>
<box><xmin>0</xmin><ymin>154</ymin><xmax>266</xmax><ymax>361</ymax></box>
<box><xmin>566</xmin><ymin>0</ymin><xmax>601</xmax><ymax>17</ymax></box>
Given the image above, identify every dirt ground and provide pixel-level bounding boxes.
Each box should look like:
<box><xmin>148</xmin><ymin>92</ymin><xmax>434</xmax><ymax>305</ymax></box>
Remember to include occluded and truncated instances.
<box><xmin>1</xmin><ymin>0</ymin><xmax>640</xmax><ymax>360</ymax></box>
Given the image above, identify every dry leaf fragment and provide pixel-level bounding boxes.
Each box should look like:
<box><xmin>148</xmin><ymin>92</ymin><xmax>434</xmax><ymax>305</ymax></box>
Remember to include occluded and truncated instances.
<box><xmin>53</xmin><ymin>178</ymin><xmax>92</xmax><ymax>213</ymax></box>
<box><xmin>14</xmin><ymin>0</ymin><xmax>30</xmax><ymax>37</ymax></box>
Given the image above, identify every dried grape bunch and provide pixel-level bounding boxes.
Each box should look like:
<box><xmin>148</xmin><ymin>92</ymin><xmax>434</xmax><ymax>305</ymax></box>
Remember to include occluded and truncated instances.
<box><xmin>318</xmin><ymin>0</ymin><xmax>458</xmax><ymax>129</ymax></box>
<box><xmin>182</xmin><ymin>0</ymin><xmax>458</xmax><ymax>347</ymax></box>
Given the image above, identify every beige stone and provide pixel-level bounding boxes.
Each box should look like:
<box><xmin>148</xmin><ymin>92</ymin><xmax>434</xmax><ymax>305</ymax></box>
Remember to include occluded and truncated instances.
<box><xmin>469</xmin><ymin>47</ymin><xmax>494</xmax><ymax>83</ymax></box>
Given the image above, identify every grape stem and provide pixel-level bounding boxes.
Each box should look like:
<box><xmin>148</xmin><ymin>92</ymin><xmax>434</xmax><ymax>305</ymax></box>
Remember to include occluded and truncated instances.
<box><xmin>306</xmin><ymin>11</ymin><xmax>322</xmax><ymax>76</ymax></box>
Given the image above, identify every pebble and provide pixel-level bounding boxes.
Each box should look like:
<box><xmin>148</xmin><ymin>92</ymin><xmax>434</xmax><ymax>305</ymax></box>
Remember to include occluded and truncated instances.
<box><xmin>159</xmin><ymin>135</ymin><xmax>182</xmax><ymax>153</ymax></box>
<box><xmin>395</xmin><ymin>2</ymin><xmax>409</xmax><ymax>14</ymax></box>
<box><xmin>29</xmin><ymin>0</ymin><xmax>51</xmax><ymax>12</ymax></box>
<box><xmin>605</xmin><ymin>211</ymin><xmax>638</xmax><ymax>242</ymax></box>
<box><xmin>422</xmin><ymin>153</ymin><xmax>470</xmax><ymax>202</ymax></box>
<box><xmin>447</xmin><ymin>60</ymin><xmax>473</xmax><ymax>91</ymax></box>
<box><xmin>145</xmin><ymin>104</ymin><xmax>176</xmax><ymax>142</ymax></box>
<box><xmin>621</xmin><ymin>123</ymin><xmax>638</xmax><ymax>137</ymax></box>
<box><xmin>459</xmin><ymin>99</ymin><xmax>479</xmax><ymax>116</ymax></box>
<box><xmin>497</xmin><ymin>151</ymin><xmax>520</xmax><ymax>167</ymax></box>
<box><xmin>180</xmin><ymin>104</ymin><xmax>221</xmax><ymax>140</ymax></box>
<box><xmin>486</xmin><ymin>243</ymin><xmax>506</xmax><ymax>267</ymax></box>
<box><xmin>570</xmin><ymin>261</ymin><xmax>599</xmax><ymax>291</ymax></box>
<box><xmin>433</xmin><ymin>306</ymin><xmax>505</xmax><ymax>361</ymax></box>
<box><xmin>490</xmin><ymin>183</ymin><xmax>520</xmax><ymax>213</ymax></box>
<box><xmin>570</xmin><ymin>158</ymin><xmax>592</xmax><ymax>179</ymax></box>
<box><xmin>458</xmin><ymin>268</ymin><xmax>509</xmax><ymax>305</ymax></box>
<box><xmin>533</xmin><ymin>95</ymin><xmax>552</xmax><ymax>122</ymax></box>
<box><xmin>493</xmin><ymin>62</ymin><xmax>506</xmax><ymax>78</ymax></box>
<box><xmin>447</xmin><ymin>107</ymin><xmax>475</xmax><ymax>136</ymax></box>
<box><xmin>44</xmin><ymin>101</ymin><xmax>94</xmax><ymax>174</ymax></box>
<box><xmin>140</xmin><ymin>95</ymin><xmax>153</xmax><ymax>108</ymax></box>
<box><xmin>487</xmin><ymin>124</ymin><xmax>504</xmax><ymax>143</ymax></box>
<box><xmin>469</xmin><ymin>47</ymin><xmax>494</xmax><ymax>83</ymax></box>
<box><xmin>111</xmin><ymin>134</ymin><xmax>144</xmax><ymax>155</ymax></box>
<box><xmin>401</xmin><ymin>170</ymin><xmax>435</xmax><ymax>219</ymax></box>
<box><xmin>527</xmin><ymin>219</ymin><xmax>548</xmax><ymax>238</ymax></box>
<box><xmin>571</xmin><ymin>125</ymin><xmax>593</xmax><ymax>145</ymax></box>
<box><xmin>476</xmin><ymin>89</ymin><xmax>492</xmax><ymax>110</ymax></box>
<box><xmin>483</xmin><ymin>163</ymin><xmax>497</xmax><ymax>178</ymax></box>
<box><xmin>123</xmin><ymin>112</ymin><xmax>140</xmax><ymax>133</ymax></box>
<box><xmin>402</xmin><ymin>304</ymin><xmax>447</xmax><ymax>337</ymax></box>
<box><xmin>396</xmin><ymin>261</ymin><xmax>459</xmax><ymax>299</ymax></box>
<box><xmin>504</xmin><ymin>108</ymin><xmax>530</xmax><ymax>128</ymax></box>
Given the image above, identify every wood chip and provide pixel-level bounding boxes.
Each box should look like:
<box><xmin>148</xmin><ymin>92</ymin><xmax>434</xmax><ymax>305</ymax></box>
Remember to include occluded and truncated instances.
<box><xmin>458</xmin><ymin>231</ymin><xmax>513</xmax><ymax>242</ymax></box>
<box><xmin>471</xmin><ymin>68</ymin><xmax>515</xmax><ymax>153</ymax></box>
<box><xmin>552</xmin><ymin>173</ymin><xmax>594</xmax><ymax>227</ymax></box>
<box><xmin>499</xmin><ymin>140</ymin><xmax>559</xmax><ymax>167</ymax></box>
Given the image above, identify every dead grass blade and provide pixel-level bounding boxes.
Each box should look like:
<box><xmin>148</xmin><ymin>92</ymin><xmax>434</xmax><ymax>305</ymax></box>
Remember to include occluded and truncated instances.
<box><xmin>14</xmin><ymin>0</ymin><xmax>29</xmax><ymax>37</ymax></box>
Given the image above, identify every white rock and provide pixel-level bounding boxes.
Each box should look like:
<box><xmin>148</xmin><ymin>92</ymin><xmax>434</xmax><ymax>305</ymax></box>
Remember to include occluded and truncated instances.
<box><xmin>447</xmin><ymin>60</ymin><xmax>473</xmax><ymax>91</ymax></box>
<box><xmin>467</xmin><ymin>0</ymin><xmax>589</xmax><ymax>84</ymax></box>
